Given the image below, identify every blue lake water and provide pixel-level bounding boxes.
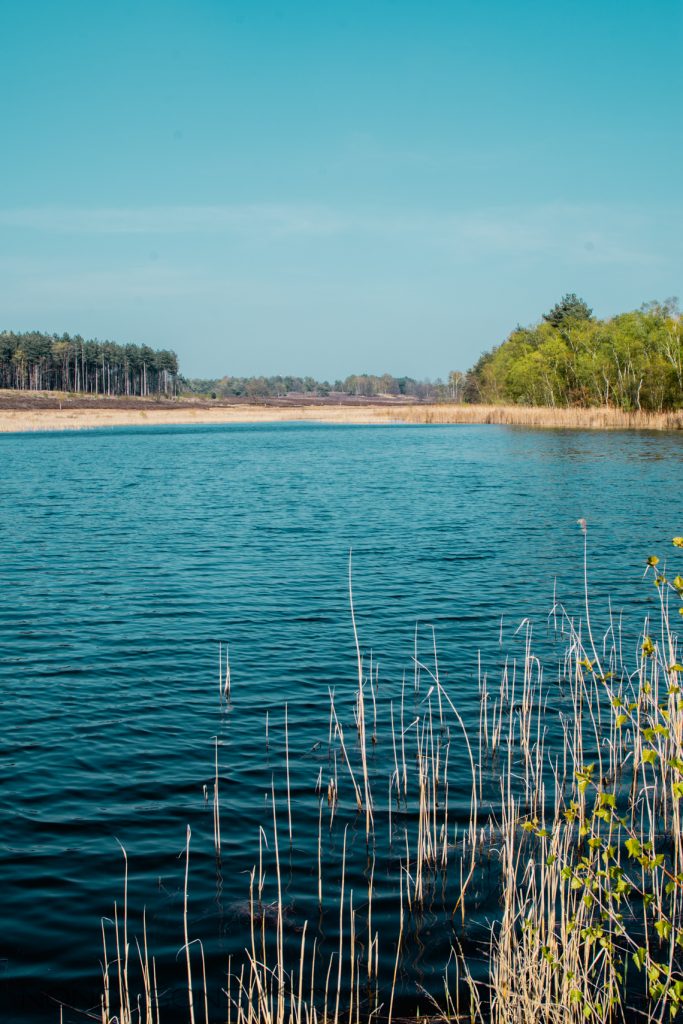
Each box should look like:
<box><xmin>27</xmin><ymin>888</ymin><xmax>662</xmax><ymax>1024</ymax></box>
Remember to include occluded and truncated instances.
<box><xmin>1</xmin><ymin>422</ymin><xmax>681</xmax><ymax>1022</ymax></box>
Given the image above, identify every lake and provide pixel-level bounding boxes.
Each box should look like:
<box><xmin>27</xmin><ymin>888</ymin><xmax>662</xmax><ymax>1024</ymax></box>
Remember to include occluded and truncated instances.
<box><xmin>1</xmin><ymin>422</ymin><xmax>681</xmax><ymax>1022</ymax></box>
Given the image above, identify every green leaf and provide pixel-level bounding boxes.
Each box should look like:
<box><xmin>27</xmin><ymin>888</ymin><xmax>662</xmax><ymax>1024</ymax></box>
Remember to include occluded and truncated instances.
<box><xmin>625</xmin><ymin>838</ymin><xmax>642</xmax><ymax>858</ymax></box>
<box><xmin>632</xmin><ymin>947</ymin><xmax>647</xmax><ymax>971</ymax></box>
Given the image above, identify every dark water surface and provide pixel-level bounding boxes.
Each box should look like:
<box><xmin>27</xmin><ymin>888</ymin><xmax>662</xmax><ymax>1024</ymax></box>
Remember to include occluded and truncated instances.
<box><xmin>1</xmin><ymin>422</ymin><xmax>681</xmax><ymax>1022</ymax></box>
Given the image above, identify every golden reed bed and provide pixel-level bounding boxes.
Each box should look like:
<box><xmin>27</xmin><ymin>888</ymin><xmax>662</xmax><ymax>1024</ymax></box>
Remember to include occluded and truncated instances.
<box><xmin>1</xmin><ymin>400</ymin><xmax>683</xmax><ymax>433</ymax></box>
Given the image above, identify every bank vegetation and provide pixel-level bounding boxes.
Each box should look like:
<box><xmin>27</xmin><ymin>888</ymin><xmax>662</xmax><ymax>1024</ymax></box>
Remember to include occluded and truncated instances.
<box><xmin>3</xmin><ymin>394</ymin><xmax>683</xmax><ymax>433</ymax></box>
<box><xmin>465</xmin><ymin>296</ymin><xmax>683</xmax><ymax>412</ymax></box>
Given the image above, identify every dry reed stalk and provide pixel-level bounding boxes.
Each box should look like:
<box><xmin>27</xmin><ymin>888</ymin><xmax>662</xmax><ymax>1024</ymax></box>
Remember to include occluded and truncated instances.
<box><xmin>296</xmin><ymin>921</ymin><xmax>307</xmax><ymax>1024</ymax></box>
<box><xmin>258</xmin><ymin>826</ymin><xmax>267</xmax><ymax>903</ymax></box>
<box><xmin>349</xmin><ymin>890</ymin><xmax>355</xmax><ymax>1014</ymax></box>
<box><xmin>431</xmin><ymin>628</ymin><xmax>444</xmax><ymax>728</ymax></box>
<box><xmin>403</xmin><ymin>828</ymin><xmax>413</xmax><ymax>913</ymax></box>
<box><xmin>323</xmin><ymin>951</ymin><xmax>334</xmax><ymax>1024</ymax></box>
<box><xmin>440</xmin><ymin>737</ymin><xmax>450</xmax><ymax>869</ymax></box>
<box><xmin>348</xmin><ymin>553</ymin><xmax>374</xmax><ymax>838</ymax></box>
<box><xmin>111</xmin><ymin>868</ymin><xmax>129</xmax><ymax>1021</ymax></box>
<box><xmin>213</xmin><ymin>736</ymin><xmax>222</xmax><ymax>856</ymax></box>
<box><xmin>388</xmin><ymin>772</ymin><xmax>394</xmax><ymax>842</ymax></box>
<box><xmin>142</xmin><ymin>910</ymin><xmax>152</xmax><ymax>1024</ymax></box>
<box><xmin>224</xmin><ymin>643</ymin><xmax>232</xmax><ymax>700</ymax></box>
<box><xmin>270</xmin><ymin>782</ymin><xmax>285</xmax><ymax>1024</ymax></box>
<box><xmin>328</xmin><ymin>688</ymin><xmax>336</xmax><ymax>752</ymax></box>
<box><xmin>400</xmin><ymin>675</ymin><xmax>408</xmax><ymax>797</ymax></box>
<box><xmin>226</xmin><ymin>956</ymin><xmax>232</xmax><ymax>1024</ymax></box>
<box><xmin>334</xmin><ymin>825</ymin><xmax>348</xmax><ymax>1024</ymax></box>
<box><xmin>152</xmin><ymin>957</ymin><xmax>159</xmax><ymax>1024</ymax></box>
<box><xmin>183</xmin><ymin>825</ymin><xmax>196</xmax><ymax>1024</ymax></box>
<box><xmin>309</xmin><ymin>935</ymin><xmax>317</xmax><ymax>1022</ymax></box>
<box><xmin>390</xmin><ymin>701</ymin><xmax>400</xmax><ymax>802</ymax></box>
<box><xmin>122</xmin><ymin>843</ymin><xmax>130</xmax><ymax>1020</ymax></box>
<box><xmin>329</xmin><ymin>693</ymin><xmax>364</xmax><ymax>812</ymax></box>
<box><xmin>101</xmin><ymin>918</ymin><xmax>110</xmax><ymax>1024</ymax></box>
<box><xmin>133</xmin><ymin>910</ymin><xmax>152</xmax><ymax>1024</ymax></box>
<box><xmin>285</xmin><ymin>704</ymin><xmax>293</xmax><ymax>844</ymax></box>
<box><xmin>370</xmin><ymin>671</ymin><xmax>378</xmax><ymax>746</ymax></box>
<box><xmin>367</xmin><ymin>852</ymin><xmax>376</xmax><ymax>980</ymax></box>
<box><xmin>198</xmin><ymin>940</ymin><xmax>209</xmax><ymax>1024</ymax></box>
<box><xmin>317</xmin><ymin>798</ymin><xmax>323</xmax><ymax>910</ymax></box>
<box><xmin>387</xmin><ymin>868</ymin><xmax>404</xmax><ymax>1024</ymax></box>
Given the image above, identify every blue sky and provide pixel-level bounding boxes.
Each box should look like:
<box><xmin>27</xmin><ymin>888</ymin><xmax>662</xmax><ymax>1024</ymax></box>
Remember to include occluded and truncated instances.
<box><xmin>1</xmin><ymin>0</ymin><xmax>681</xmax><ymax>379</ymax></box>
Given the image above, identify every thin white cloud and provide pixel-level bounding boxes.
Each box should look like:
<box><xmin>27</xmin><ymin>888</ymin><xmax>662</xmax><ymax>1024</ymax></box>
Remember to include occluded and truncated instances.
<box><xmin>444</xmin><ymin>204</ymin><xmax>658</xmax><ymax>265</ymax></box>
<box><xmin>0</xmin><ymin>263</ymin><xmax>222</xmax><ymax>305</ymax></box>
<box><xmin>0</xmin><ymin>204</ymin><xmax>350</xmax><ymax>237</ymax></box>
<box><xmin>0</xmin><ymin>201</ymin><xmax>672</xmax><ymax>268</ymax></box>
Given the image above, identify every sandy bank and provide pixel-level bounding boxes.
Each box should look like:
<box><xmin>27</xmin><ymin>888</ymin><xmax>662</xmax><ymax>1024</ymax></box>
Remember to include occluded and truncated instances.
<box><xmin>1</xmin><ymin>397</ymin><xmax>682</xmax><ymax>433</ymax></box>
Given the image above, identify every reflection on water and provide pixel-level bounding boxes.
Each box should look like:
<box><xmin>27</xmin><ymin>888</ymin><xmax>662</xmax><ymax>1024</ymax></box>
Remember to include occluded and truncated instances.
<box><xmin>0</xmin><ymin>422</ymin><xmax>681</xmax><ymax>1021</ymax></box>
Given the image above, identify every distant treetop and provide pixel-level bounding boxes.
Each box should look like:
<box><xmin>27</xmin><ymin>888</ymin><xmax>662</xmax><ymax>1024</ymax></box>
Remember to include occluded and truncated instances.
<box><xmin>542</xmin><ymin>293</ymin><xmax>593</xmax><ymax>328</ymax></box>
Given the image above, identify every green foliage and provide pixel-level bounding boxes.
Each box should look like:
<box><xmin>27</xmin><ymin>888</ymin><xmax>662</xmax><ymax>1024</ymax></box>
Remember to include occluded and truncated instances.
<box><xmin>467</xmin><ymin>299</ymin><xmax>683</xmax><ymax>411</ymax></box>
<box><xmin>513</xmin><ymin>535</ymin><xmax>683</xmax><ymax>1022</ymax></box>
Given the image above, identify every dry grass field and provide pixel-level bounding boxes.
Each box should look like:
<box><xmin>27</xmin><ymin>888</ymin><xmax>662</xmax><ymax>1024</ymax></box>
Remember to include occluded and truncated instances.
<box><xmin>385</xmin><ymin>402</ymin><xmax>683</xmax><ymax>430</ymax></box>
<box><xmin>1</xmin><ymin>392</ymin><xmax>683</xmax><ymax>432</ymax></box>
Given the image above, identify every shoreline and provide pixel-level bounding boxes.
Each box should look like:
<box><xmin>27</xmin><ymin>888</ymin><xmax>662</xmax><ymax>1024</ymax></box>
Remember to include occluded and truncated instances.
<box><xmin>1</xmin><ymin>393</ymin><xmax>683</xmax><ymax>433</ymax></box>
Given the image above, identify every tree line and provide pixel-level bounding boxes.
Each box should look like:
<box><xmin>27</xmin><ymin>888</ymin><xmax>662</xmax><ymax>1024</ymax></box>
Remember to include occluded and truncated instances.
<box><xmin>0</xmin><ymin>332</ymin><xmax>453</xmax><ymax>402</ymax></box>
<box><xmin>462</xmin><ymin>295</ymin><xmax>683</xmax><ymax>411</ymax></box>
<box><xmin>0</xmin><ymin>331</ymin><xmax>179</xmax><ymax>396</ymax></box>
<box><xmin>185</xmin><ymin>373</ymin><xmax>453</xmax><ymax>400</ymax></box>
<box><xmin>6</xmin><ymin>297</ymin><xmax>681</xmax><ymax>411</ymax></box>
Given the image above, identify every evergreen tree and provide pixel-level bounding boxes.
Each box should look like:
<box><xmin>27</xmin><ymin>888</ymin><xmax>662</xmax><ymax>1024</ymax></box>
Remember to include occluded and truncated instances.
<box><xmin>542</xmin><ymin>293</ymin><xmax>593</xmax><ymax>328</ymax></box>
